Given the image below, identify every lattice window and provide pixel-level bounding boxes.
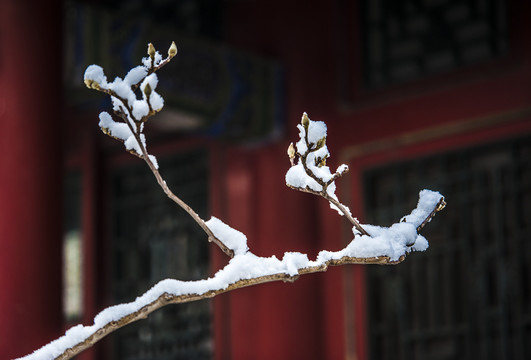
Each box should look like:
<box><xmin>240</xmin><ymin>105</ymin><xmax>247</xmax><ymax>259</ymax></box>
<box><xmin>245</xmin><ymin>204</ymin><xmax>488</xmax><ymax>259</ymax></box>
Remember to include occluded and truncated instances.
<box><xmin>363</xmin><ymin>135</ymin><xmax>531</xmax><ymax>360</ymax></box>
<box><xmin>110</xmin><ymin>149</ymin><xmax>212</xmax><ymax>360</ymax></box>
<box><xmin>361</xmin><ymin>0</ymin><xmax>508</xmax><ymax>88</ymax></box>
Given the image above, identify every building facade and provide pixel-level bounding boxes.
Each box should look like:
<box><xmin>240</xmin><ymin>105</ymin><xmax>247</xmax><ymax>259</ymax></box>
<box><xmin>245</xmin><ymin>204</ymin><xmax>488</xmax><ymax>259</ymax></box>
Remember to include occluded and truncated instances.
<box><xmin>1</xmin><ymin>0</ymin><xmax>530</xmax><ymax>359</ymax></box>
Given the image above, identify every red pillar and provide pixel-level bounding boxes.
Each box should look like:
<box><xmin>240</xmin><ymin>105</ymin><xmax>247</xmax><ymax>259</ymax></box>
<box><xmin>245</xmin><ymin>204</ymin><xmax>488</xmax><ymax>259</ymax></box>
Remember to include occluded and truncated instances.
<box><xmin>0</xmin><ymin>1</ymin><xmax>63</xmax><ymax>358</ymax></box>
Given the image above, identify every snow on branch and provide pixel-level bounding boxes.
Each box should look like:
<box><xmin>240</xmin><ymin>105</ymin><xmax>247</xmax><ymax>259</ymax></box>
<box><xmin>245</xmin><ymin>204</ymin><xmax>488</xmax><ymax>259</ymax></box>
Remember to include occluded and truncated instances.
<box><xmin>286</xmin><ymin>112</ymin><xmax>369</xmax><ymax>235</ymax></box>
<box><xmin>83</xmin><ymin>42</ymin><xmax>235</xmax><ymax>258</ymax></box>
<box><xmin>19</xmin><ymin>191</ymin><xmax>444</xmax><ymax>360</ymax></box>
<box><xmin>17</xmin><ymin>42</ymin><xmax>446</xmax><ymax>360</ymax></box>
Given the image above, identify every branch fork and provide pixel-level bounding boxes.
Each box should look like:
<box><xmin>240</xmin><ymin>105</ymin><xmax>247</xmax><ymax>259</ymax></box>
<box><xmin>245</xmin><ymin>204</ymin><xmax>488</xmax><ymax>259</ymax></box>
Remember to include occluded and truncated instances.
<box><xmin>83</xmin><ymin>42</ymin><xmax>234</xmax><ymax>258</ymax></box>
<box><xmin>286</xmin><ymin>112</ymin><xmax>369</xmax><ymax>235</ymax></box>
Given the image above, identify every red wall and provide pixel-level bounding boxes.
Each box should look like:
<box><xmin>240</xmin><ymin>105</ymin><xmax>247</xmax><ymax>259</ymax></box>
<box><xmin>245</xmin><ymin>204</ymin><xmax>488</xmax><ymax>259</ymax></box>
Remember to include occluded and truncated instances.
<box><xmin>0</xmin><ymin>1</ymin><xmax>63</xmax><ymax>359</ymax></box>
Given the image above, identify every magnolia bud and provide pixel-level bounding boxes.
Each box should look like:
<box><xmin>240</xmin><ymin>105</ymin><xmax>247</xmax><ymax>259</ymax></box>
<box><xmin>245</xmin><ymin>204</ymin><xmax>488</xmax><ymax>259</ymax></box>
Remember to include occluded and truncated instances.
<box><xmin>315</xmin><ymin>137</ymin><xmax>326</xmax><ymax>150</ymax></box>
<box><xmin>301</xmin><ymin>112</ymin><xmax>310</xmax><ymax>128</ymax></box>
<box><xmin>287</xmin><ymin>143</ymin><xmax>296</xmax><ymax>166</ymax></box>
<box><xmin>84</xmin><ymin>79</ymin><xmax>100</xmax><ymax>90</ymax></box>
<box><xmin>287</xmin><ymin>143</ymin><xmax>295</xmax><ymax>158</ymax></box>
<box><xmin>148</xmin><ymin>43</ymin><xmax>156</xmax><ymax>59</ymax></box>
<box><xmin>168</xmin><ymin>41</ymin><xmax>178</xmax><ymax>57</ymax></box>
<box><xmin>144</xmin><ymin>83</ymin><xmax>152</xmax><ymax>97</ymax></box>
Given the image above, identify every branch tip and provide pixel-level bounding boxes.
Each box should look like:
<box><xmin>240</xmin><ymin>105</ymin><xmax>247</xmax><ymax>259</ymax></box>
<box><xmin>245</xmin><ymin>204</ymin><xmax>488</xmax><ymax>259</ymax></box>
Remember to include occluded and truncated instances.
<box><xmin>168</xmin><ymin>41</ymin><xmax>177</xmax><ymax>57</ymax></box>
<box><xmin>147</xmin><ymin>43</ymin><xmax>156</xmax><ymax>59</ymax></box>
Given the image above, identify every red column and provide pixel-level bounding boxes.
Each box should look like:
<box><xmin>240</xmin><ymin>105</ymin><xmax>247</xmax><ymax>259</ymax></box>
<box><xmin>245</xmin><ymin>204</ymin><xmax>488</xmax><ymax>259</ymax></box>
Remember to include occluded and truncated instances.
<box><xmin>0</xmin><ymin>1</ymin><xmax>63</xmax><ymax>358</ymax></box>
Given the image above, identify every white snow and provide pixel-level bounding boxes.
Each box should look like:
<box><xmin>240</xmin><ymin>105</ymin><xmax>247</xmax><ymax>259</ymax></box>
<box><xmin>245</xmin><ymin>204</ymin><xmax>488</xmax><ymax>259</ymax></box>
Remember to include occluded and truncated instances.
<box><xmin>132</xmin><ymin>99</ymin><xmax>150</xmax><ymax>120</ymax></box>
<box><xmin>141</xmin><ymin>73</ymin><xmax>159</xmax><ymax>93</ymax></box>
<box><xmin>285</xmin><ymin>161</ymin><xmax>322</xmax><ymax>192</ymax></box>
<box><xmin>411</xmin><ymin>234</ymin><xmax>429</xmax><ymax>252</ymax></box>
<box><xmin>142</xmin><ymin>52</ymin><xmax>163</xmax><ymax>68</ymax></box>
<box><xmin>400</xmin><ymin>189</ymin><xmax>443</xmax><ymax>228</ymax></box>
<box><xmin>108</xmin><ymin>78</ymin><xmax>136</xmax><ymax>107</ymax></box>
<box><xmin>124</xmin><ymin>65</ymin><xmax>148</xmax><ymax>86</ymax></box>
<box><xmin>317</xmin><ymin>222</ymin><xmax>419</xmax><ymax>263</ymax></box>
<box><xmin>306</xmin><ymin>119</ymin><xmax>327</xmax><ymax>146</ymax></box>
<box><xmin>282</xmin><ymin>252</ymin><xmax>310</xmax><ymax>276</ymax></box>
<box><xmin>336</xmin><ymin>164</ymin><xmax>348</xmax><ymax>175</ymax></box>
<box><xmin>295</xmin><ymin>124</ymin><xmax>308</xmax><ymax>154</ymax></box>
<box><xmin>154</xmin><ymin>52</ymin><xmax>163</xmax><ymax>66</ymax></box>
<box><xmin>140</xmin><ymin>74</ymin><xmax>164</xmax><ymax>111</ymax></box>
<box><xmin>149</xmin><ymin>92</ymin><xmax>164</xmax><ymax>111</ymax></box>
<box><xmin>98</xmin><ymin>112</ymin><xmax>132</xmax><ymax>141</ymax></box>
<box><xmin>205</xmin><ymin>217</ymin><xmax>249</xmax><ymax>256</ymax></box>
<box><xmin>83</xmin><ymin>65</ymin><xmax>108</xmax><ymax>88</ymax></box>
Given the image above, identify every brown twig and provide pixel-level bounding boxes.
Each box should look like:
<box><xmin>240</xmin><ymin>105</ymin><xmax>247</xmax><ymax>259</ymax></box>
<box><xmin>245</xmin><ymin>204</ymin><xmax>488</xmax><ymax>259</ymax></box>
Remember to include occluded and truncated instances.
<box><xmin>106</xmin><ymin>86</ymin><xmax>234</xmax><ymax>258</ymax></box>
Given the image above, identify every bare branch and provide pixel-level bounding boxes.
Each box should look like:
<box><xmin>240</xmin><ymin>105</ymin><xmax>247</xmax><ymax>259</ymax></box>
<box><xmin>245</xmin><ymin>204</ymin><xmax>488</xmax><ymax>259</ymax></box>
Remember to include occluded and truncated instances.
<box><xmin>139</xmin><ymin>151</ymin><xmax>234</xmax><ymax>257</ymax></box>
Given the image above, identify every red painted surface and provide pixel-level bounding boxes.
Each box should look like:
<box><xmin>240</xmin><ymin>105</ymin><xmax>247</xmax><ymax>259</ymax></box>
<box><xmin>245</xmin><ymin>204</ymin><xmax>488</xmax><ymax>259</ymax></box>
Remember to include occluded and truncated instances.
<box><xmin>0</xmin><ymin>1</ymin><xmax>63</xmax><ymax>359</ymax></box>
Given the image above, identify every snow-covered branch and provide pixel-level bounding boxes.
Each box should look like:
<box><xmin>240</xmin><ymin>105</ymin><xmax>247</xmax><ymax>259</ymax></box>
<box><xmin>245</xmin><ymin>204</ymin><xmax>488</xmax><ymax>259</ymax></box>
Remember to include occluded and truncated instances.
<box><xmin>83</xmin><ymin>42</ymin><xmax>234</xmax><ymax>258</ymax></box>
<box><xmin>286</xmin><ymin>113</ymin><xmax>369</xmax><ymax>235</ymax></box>
<box><xmin>19</xmin><ymin>190</ymin><xmax>444</xmax><ymax>360</ymax></box>
<box><xmin>17</xmin><ymin>42</ymin><xmax>445</xmax><ymax>360</ymax></box>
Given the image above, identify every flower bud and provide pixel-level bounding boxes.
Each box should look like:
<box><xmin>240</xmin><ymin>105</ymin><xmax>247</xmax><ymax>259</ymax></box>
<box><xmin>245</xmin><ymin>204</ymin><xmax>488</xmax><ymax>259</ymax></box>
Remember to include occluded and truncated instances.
<box><xmin>143</xmin><ymin>83</ymin><xmax>152</xmax><ymax>97</ymax></box>
<box><xmin>301</xmin><ymin>112</ymin><xmax>310</xmax><ymax>128</ymax></box>
<box><xmin>148</xmin><ymin>43</ymin><xmax>156</xmax><ymax>59</ymax></box>
<box><xmin>287</xmin><ymin>143</ymin><xmax>295</xmax><ymax>158</ymax></box>
<box><xmin>287</xmin><ymin>143</ymin><xmax>296</xmax><ymax>166</ymax></box>
<box><xmin>168</xmin><ymin>41</ymin><xmax>178</xmax><ymax>57</ymax></box>
<box><xmin>315</xmin><ymin>137</ymin><xmax>326</xmax><ymax>150</ymax></box>
<box><xmin>84</xmin><ymin>79</ymin><xmax>100</xmax><ymax>90</ymax></box>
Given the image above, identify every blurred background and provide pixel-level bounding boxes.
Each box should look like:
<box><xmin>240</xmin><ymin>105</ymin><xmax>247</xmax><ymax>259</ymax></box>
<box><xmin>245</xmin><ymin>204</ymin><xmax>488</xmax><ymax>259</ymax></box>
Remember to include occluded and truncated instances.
<box><xmin>1</xmin><ymin>0</ymin><xmax>530</xmax><ymax>359</ymax></box>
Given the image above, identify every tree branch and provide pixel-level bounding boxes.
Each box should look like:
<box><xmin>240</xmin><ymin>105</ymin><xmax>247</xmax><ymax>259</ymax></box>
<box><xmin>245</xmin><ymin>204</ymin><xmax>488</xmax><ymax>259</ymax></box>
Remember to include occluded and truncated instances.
<box><xmin>18</xmin><ymin>191</ymin><xmax>444</xmax><ymax>360</ymax></box>
<box><xmin>85</xmin><ymin>43</ymin><xmax>234</xmax><ymax>258</ymax></box>
<box><xmin>54</xmin><ymin>255</ymin><xmax>401</xmax><ymax>360</ymax></box>
<box><xmin>113</xmin><ymin>92</ymin><xmax>234</xmax><ymax>257</ymax></box>
<box><xmin>416</xmin><ymin>197</ymin><xmax>447</xmax><ymax>232</ymax></box>
<box><xmin>286</xmin><ymin>113</ymin><xmax>369</xmax><ymax>236</ymax></box>
<box><xmin>15</xmin><ymin>42</ymin><xmax>447</xmax><ymax>360</ymax></box>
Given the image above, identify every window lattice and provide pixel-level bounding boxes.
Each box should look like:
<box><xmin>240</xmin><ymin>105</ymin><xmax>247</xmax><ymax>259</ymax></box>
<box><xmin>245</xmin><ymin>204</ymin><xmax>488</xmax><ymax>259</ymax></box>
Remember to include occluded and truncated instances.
<box><xmin>363</xmin><ymin>135</ymin><xmax>531</xmax><ymax>360</ymax></box>
<box><xmin>110</xmin><ymin>150</ymin><xmax>212</xmax><ymax>360</ymax></box>
<box><xmin>361</xmin><ymin>0</ymin><xmax>508</xmax><ymax>88</ymax></box>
